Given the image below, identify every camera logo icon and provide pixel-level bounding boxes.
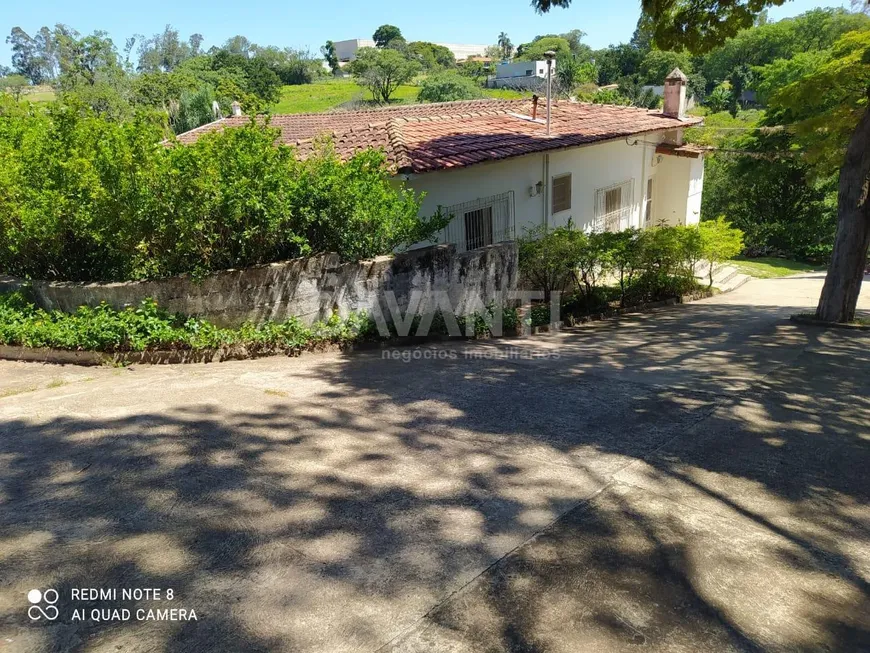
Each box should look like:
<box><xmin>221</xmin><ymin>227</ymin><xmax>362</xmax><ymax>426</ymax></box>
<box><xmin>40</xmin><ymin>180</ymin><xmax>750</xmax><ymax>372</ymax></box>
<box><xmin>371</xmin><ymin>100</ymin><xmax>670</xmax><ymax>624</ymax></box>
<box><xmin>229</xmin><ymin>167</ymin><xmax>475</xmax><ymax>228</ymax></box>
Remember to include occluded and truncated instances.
<box><xmin>27</xmin><ymin>589</ymin><xmax>59</xmax><ymax>621</ymax></box>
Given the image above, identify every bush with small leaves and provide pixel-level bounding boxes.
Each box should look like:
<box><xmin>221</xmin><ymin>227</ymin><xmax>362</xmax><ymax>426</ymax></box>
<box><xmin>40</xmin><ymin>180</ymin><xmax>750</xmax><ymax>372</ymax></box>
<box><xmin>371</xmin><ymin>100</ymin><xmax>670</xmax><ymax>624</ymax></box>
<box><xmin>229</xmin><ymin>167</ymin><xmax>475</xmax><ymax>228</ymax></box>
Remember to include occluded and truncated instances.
<box><xmin>418</xmin><ymin>72</ymin><xmax>483</xmax><ymax>103</ymax></box>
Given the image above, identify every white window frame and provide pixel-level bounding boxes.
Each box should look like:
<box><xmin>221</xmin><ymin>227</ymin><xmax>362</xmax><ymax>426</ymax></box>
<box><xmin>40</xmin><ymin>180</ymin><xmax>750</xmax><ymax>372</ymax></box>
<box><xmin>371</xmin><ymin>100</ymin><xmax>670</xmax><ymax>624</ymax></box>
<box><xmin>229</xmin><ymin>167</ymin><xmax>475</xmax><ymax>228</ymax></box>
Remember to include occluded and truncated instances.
<box><xmin>594</xmin><ymin>179</ymin><xmax>634</xmax><ymax>232</ymax></box>
<box><xmin>643</xmin><ymin>177</ymin><xmax>654</xmax><ymax>226</ymax></box>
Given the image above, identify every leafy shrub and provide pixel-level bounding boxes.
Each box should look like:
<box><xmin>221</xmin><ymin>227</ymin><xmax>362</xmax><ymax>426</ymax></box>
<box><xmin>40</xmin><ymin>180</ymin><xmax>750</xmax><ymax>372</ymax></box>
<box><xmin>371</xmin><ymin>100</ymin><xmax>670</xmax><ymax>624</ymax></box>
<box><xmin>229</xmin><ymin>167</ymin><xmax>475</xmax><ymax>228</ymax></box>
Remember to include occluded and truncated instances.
<box><xmin>0</xmin><ymin>291</ymin><xmax>374</xmax><ymax>354</ymax></box>
<box><xmin>518</xmin><ymin>221</ymin><xmax>744</xmax><ymax>316</ymax></box>
<box><xmin>698</xmin><ymin>216</ymin><xmax>744</xmax><ymax>287</ymax></box>
<box><xmin>169</xmin><ymin>85</ymin><xmax>218</xmax><ymax>134</ymax></box>
<box><xmin>417</xmin><ymin>72</ymin><xmax>484</xmax><ymax>103</ymax></box>
<box><xmin>705</xmin><ymin>83</ymin><xmax>732</xmax><ymax>113</ymax></box>
<box><xmin>517</xmin><ymin>224</ymin><xmax>577</xmax><ymax>301</ymax></box>
<box><xmin>599</xmin><ymin>229</ymin><xmax>642</xmax><ymax>306</ymax></box>
<box><xmin>0</xmin><ymin>105</ymin><xmax>448</xmax><ymax>281</ymax></box>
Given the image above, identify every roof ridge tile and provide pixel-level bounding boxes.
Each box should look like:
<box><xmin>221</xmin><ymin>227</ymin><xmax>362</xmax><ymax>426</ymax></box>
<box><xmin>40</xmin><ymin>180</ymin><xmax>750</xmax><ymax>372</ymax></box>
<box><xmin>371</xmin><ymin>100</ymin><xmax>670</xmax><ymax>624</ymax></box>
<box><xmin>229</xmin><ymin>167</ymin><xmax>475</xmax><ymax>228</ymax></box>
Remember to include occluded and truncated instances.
<box><xmin>386</xmin><ymin>119</ymin><xmax>413</xmax><ymax>174</ymax></box>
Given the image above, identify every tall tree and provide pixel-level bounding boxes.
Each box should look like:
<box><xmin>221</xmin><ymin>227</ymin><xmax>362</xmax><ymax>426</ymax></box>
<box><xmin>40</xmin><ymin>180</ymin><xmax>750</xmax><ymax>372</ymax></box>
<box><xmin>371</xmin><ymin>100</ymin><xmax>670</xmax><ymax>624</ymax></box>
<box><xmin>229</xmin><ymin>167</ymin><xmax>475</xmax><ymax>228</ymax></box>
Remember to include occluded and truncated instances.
<box><xmin>348</xmin><ymin>47</ymin><xmax>420</xmax><ymax>103</ymax></box>
<box><xmin>189</xmin><ymin>34</ymin><xmax>204</xmax><ymax>56</ymax></box>
<box><xmin>137</xmin><ymin>25</ymin><xmax>194</xmax><ymax>72</ymax></box>
<box><xmin>321</xmin><ymin>40</ymin><xmax>340</xmax><ymax>75</ymax></box>
<box><xmin>532</xmin><ymin>0</ymin><xmax>870</xmax><ymax>322</ymax></box>
<box><xmin>561</xmin><ymin>29</ymin><xmax>589</xmax><ymax>58</ymax></box>
<box><xmin>7</xmin><ymin>27</ymin><xmax>43</xmax><ymax>83</ymax></box>
<box><xmin>373</xmin><ymin>25</ymin><xmax>403</xmax><ymax>49</ymax></box>
<box><xmin>497</xmin><ymin>32</ymin><xmax>514</xmax><ymax>60</ymax></box>
<box><xmin>223</xmin><ymin>35</ymin><xmax>252</xmax><ymax>57</ymax></box>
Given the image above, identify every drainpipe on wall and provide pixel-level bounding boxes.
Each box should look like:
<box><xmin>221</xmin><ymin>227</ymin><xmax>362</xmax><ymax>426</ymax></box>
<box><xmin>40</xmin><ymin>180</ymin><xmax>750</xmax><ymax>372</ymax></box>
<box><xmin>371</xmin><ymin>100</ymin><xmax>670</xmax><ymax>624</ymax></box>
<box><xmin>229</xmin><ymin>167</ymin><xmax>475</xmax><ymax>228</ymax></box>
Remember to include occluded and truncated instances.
<box><xmin>639</xmin><ymin>140</ymin><xmax>648</xmax><ymax>229</ymax></box>
<box><xmin>542</xmin><ymin>153</ymin><xmax>550</xmax><ymax>229</ymax></box>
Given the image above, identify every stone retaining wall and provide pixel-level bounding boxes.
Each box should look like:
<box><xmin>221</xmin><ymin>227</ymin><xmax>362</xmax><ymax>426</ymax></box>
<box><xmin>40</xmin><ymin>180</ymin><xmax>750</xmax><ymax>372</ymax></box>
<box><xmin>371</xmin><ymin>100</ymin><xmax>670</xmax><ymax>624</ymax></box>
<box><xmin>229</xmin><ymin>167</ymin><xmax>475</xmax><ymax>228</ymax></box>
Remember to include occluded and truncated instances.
<box><xmin>9</xmin><ymin>243</ymin><xmax>518</xmax><ymax>327</ymax></box>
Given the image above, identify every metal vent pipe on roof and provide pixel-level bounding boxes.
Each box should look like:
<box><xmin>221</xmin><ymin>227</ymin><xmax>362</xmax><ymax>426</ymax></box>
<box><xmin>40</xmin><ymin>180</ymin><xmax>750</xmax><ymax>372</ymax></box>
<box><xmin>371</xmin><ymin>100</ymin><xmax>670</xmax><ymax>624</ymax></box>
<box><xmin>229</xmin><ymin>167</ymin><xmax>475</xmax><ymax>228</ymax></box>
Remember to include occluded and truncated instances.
<box><xmin>544</xmin><ymin>51</ymin><xmax>556</xmax><ymax>136</ymax></box>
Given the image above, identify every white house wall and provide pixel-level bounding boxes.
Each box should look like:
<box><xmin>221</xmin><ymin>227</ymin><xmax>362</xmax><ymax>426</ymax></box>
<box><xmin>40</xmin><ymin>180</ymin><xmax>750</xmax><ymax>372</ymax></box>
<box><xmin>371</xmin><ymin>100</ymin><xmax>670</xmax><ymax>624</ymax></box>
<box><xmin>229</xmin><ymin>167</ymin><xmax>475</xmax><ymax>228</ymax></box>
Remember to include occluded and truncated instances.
<box><xmin>687</xmin><ymin>156</ymin><xmax>704</xmax><ymax>225</ymax></box>
<box><xmin>409</xmin><ymin>154</ymin><xmax>548</xmax><ymax>240</ymax></box>
<box><xmin>403</xmin><ymin>130</ymin><xmax>703</xmax><ymax>248</ymax></box>
<box><xmin>652</xmin><ymin>154</ymin><xmax>703</xmax><ymax>226</ymax></box>
<box><xmin>545</xmin><ymin>138</ymin><xmax>658</xmax><ymax>232</ymax></box>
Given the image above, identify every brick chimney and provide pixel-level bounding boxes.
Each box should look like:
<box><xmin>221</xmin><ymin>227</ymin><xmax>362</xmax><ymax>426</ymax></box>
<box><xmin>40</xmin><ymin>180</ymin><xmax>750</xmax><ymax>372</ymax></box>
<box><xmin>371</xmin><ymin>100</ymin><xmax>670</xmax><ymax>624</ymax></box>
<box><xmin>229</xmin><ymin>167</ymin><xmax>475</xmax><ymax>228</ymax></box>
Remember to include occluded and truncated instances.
<box><xmin>231</xmin><ymin>101</ymin><xmax>242</xmax><ymax>117</ymax></box>
<box><xmin>663</xmin><ymin>68</ymin><xmax>688</xmax><ymax>119</ymax></box>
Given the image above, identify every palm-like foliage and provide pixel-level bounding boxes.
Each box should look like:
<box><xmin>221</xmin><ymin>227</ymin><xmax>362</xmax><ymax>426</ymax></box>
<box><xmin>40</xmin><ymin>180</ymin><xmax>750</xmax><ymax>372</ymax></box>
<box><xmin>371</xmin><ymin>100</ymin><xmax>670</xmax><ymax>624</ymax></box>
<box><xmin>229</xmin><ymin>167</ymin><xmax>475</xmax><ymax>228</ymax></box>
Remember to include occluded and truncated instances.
<box><xmin>497</xmin><ymin>32</ymin><xmax>513</xmax><ymax>60</ymax></box>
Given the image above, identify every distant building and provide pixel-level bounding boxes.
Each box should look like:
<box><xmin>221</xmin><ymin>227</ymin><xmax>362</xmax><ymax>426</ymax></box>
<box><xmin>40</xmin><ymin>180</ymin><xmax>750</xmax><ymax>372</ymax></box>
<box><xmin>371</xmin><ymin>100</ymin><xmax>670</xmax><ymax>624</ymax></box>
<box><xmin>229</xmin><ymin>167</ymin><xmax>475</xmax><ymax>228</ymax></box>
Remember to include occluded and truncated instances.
<box><xmin>334</xmin><ymin>39</ymin><xmax>376</xmax><ymax>63</ymax></box>
<box><xmin>333</xmin><ymin>38</ymin><xmax>487</xmax><ymax>63</ymax></box>
<box><xmin>436</xmin><ymin>43</ymin><xmax>489</xmax><ymax>61</ymax></box>
<box><xmin>489</xmin><ymin>61</ymin><xmax>555</xmax><ymax>89</ymax></box>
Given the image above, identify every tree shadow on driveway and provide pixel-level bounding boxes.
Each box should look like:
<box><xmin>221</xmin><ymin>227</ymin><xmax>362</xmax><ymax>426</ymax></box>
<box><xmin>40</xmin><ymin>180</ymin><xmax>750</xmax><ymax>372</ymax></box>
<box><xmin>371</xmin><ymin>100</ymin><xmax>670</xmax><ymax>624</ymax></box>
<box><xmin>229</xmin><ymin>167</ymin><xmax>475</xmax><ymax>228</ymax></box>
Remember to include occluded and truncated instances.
<box><xmin>0</xmin><ymin>301</ymin><xmax>867</xmax><ymax>652</ymax></box>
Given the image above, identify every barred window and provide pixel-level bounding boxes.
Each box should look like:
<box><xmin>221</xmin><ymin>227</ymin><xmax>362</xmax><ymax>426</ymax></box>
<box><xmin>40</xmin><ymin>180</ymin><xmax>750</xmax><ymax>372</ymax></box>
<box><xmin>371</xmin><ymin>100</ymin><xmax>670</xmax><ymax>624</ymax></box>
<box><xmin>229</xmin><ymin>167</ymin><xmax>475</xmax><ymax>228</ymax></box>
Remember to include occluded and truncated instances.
<box><xmin>594</xmin><ymin>179</ymin><xmax>634</xmax><ymax>232</ymax></box>
<box><xmin>441</xmin><ymin>192</ymin><xmax>515</xmax><ymax>253</ymax></box>
<box><xmin>464</xmin><ymin>206</ymin><xmax>494</xmax><ymax>250</ymax></box>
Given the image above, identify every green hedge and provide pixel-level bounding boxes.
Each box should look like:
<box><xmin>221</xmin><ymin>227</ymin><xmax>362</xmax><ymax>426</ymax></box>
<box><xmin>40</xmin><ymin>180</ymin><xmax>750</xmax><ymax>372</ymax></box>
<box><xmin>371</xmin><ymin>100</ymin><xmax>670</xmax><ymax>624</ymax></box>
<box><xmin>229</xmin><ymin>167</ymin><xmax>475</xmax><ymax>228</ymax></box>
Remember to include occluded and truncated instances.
<box><xmin>0</xmin><ymin>292</ymin><xmax>376</xmax><ymax>354</ymax></box>
<box><xmin>0</xmin><ymin>99</ymin><xmax>448</xmax><ymax>282</ymax></box>
<box><xmin>0</xmin><ymin>292</ymin><xmax>526</xmax><ymax>354</ymax></box>
<box><xmin>519</xmin><ymin>220</ymin><xmax>744</xmax><ymax>310</ymax></box>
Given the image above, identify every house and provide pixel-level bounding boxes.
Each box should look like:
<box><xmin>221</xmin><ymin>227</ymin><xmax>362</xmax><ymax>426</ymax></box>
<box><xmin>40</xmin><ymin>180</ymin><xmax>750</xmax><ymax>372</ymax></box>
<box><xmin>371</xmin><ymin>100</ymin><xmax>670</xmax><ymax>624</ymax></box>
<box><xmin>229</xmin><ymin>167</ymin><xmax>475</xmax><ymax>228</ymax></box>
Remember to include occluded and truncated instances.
<box><xmin>176</xmin><ymin>69</ymin><xmax>705</xmax><ymax>254</ymax></box>
<box><xmin>489</xmin><ymin>60</ymin><xmax>556</xmax><ymax>90</ymax></box>
<box><xmin>332</xmin><ymin>39</ymin><xmax>487</xmax><ymax>63</ymax></box>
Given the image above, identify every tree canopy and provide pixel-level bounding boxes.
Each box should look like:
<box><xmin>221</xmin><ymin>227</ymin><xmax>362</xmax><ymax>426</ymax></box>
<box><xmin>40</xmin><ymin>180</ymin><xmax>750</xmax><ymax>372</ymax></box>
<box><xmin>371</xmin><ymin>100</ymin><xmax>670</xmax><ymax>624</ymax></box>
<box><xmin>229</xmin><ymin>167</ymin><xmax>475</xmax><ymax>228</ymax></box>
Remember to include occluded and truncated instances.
<box><xmin>418</xmin><ymin>71</ymin><xmax>483</xmax><ymax>102</ymax></box>
<box><xmin>347</xmin><ymin>47</ymin><xmax>420</xmax><ymax>103</ymax></box>
<box><xmin>373</xmin><ymin>25</ymin><xmax>403</xmax><ymax>48</ymax></box>
<box><xmin>516</xmin><ymin>37</ymin><xmax>571</xmax><ymax>61</ymax></box>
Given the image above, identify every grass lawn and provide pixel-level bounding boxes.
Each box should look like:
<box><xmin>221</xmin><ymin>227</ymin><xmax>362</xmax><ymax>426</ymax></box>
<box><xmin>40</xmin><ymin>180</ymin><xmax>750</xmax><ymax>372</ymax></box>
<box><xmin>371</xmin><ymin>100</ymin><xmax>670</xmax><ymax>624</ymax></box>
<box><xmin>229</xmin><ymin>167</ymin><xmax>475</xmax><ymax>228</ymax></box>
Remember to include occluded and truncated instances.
<box><xmin>730</xmin><ymin>257</ymin><xmax>821</xmax><ymax>279</ymax></box>
<box><xmin>271</xmin><ymin>78</ymin><xmax>526</xmax><ymax>113</ymax></box>
<box><xmin>22</xmin><ymin>85</ymin><xmax>55</xmax><ymax>103</ymax></box>
<box><xmin>271</xmin><ymin>79</ymin><xmax>417</xmax><ymax>113</ymax></box>
<box><xmin>480</xmin><ymin>88</ymin><xmax>527</xmax><ymax>100</ymax></box>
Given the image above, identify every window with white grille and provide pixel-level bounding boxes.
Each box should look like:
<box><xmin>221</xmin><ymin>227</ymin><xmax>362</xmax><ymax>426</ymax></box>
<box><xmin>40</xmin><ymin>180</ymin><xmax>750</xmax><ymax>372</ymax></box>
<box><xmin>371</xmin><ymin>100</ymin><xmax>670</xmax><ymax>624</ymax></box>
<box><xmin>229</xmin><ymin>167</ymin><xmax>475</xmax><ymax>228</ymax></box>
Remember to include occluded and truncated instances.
<box><xmin>551</xmin><ymin>174</ymin><xmax>572</xmax><ymax>214</ymax></box>
<box><xmin>441</xmin><ymin>192</ymin><xmax>515</xmax><ymax>253</ymax></box>
<box><xmin>644</xmin><ymin>177</ymin><xmax>654</xmax><ymax>224</ymax></box>
<box><xmin>594</xmin><ymin>180</ymin><xmax>634</xmax><ymax>232</ymax></box>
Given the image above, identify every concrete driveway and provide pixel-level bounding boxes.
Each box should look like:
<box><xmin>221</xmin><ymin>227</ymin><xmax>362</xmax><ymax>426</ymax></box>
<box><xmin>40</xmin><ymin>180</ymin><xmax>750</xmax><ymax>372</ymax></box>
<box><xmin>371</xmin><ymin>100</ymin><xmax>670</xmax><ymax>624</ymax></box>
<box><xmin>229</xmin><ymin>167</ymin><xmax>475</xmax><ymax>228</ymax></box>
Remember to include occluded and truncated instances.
<box><xmin>0</xmin><ymin>272</ymin><xmax>868</xmax><ymax>652</ymax></box>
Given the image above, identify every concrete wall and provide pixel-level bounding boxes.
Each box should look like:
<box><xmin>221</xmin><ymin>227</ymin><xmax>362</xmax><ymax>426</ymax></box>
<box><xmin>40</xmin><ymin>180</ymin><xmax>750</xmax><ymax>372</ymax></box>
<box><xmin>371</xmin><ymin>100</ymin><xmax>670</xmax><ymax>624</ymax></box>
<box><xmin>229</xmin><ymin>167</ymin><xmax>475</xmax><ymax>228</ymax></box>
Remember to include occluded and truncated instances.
<box><xmin>334</xmin><ymin>39</ymin><xmax>376</xmax><ymax>62</ymax></box>
<box><xmin>23</xmin><ymin>243</ymin><xmax>518</xmax><ymax>328</ymax></box>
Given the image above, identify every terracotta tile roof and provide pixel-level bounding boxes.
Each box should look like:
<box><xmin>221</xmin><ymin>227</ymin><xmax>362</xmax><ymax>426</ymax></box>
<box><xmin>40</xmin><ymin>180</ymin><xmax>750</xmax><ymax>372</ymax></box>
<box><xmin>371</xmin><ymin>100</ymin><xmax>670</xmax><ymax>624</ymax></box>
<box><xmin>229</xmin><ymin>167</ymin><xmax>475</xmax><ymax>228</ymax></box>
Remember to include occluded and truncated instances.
<box><xmin>174</xmin><ymin>99</ymin><xmax>702</xmax><ymax>174</ymax></box>
<box><xmin>173</xmin><ymin>99</ymin><xmax>525</xmax><ymax>145</ymax></box>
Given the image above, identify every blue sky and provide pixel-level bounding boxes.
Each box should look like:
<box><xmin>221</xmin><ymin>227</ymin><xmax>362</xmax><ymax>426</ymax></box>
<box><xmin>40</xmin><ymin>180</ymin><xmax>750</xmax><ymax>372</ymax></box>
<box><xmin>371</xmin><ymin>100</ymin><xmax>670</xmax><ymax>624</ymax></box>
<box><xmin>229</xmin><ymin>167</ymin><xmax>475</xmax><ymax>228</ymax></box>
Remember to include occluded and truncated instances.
<box><xmin>0</xmin><ymin>0</ymin><xmax>851</xmax><ymax>69</ymax></box>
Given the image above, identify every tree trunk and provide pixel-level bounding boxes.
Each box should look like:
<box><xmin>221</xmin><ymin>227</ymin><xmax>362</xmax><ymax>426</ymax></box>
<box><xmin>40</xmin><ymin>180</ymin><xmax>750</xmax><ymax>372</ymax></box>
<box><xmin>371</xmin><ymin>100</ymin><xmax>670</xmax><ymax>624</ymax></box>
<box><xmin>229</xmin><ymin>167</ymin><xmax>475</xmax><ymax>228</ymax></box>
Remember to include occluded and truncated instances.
<box><xmin>815</xmin><ymin>103</ymin><xmax>870</xmax><ymax>323</ymax></box>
